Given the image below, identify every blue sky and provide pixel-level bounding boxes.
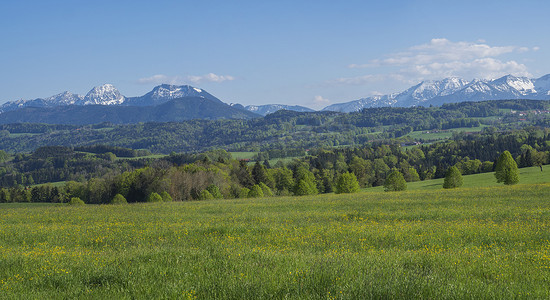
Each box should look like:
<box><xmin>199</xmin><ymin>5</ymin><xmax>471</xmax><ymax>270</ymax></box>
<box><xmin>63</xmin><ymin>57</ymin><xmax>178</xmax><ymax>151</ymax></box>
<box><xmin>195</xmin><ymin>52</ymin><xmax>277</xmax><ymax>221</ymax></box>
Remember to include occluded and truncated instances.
<box><xmin>1</xmin><ymin>0</ymin><xmax>548</xmax><ymax>109</ymax></box>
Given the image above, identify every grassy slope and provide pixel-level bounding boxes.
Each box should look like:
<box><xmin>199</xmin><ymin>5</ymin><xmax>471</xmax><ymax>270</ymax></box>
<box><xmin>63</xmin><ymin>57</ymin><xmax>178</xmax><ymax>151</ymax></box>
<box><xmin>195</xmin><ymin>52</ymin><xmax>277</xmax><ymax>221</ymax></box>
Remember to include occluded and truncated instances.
<box><xmin>365</xmin><ymin>165</ymin><xmax>550</xmax><ymax>192</ymax></box>
<box><xmin>1</xmin><ymin>183</ymin><xmax>550</xmax><ymax>298</ymax></box>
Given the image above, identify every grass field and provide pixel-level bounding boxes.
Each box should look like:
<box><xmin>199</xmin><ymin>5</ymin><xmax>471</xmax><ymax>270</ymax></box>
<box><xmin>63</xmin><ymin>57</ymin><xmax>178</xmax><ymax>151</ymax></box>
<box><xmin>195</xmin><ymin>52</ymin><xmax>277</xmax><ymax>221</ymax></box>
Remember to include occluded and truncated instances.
<box><xmin>2</xmin><ymin>182</ymin><xmax>550</xmax><ymax>298</ymax></box>
<box><xmin>405</xmin><ymin>125</ymin><xmax>487</xmax><ymax>141</ymax></box>
<box><xmin>230</xmin><ymin>152</ymin><xmax>257</xmax><ymax>160</ymax></box>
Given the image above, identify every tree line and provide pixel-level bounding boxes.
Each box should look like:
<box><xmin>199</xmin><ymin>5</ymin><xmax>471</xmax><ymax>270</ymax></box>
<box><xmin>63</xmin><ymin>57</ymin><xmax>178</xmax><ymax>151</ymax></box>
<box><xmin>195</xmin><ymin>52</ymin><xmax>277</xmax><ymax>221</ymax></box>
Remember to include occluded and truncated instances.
<box><xmin>0</xmin><ymin>127</ymin><xmax>548</xmax><ymax>204</ymax></box>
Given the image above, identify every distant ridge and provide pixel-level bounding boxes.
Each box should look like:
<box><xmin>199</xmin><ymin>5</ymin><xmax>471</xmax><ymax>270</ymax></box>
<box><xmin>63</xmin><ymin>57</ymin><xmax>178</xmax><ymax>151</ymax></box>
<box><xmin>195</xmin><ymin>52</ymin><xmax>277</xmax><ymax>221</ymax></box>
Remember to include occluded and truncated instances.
<box><xmin>0</xmin><ymin>97</ymin><xmax>259</xmax><ymax>125</ymax></box>
<box><xmin>243</xmin><ymin>104</ymin><xmax>314</xmax><ymax>116</ymax></box>
<box><xmin>323</xmin><ymin>74</ymin><xmax>550</xmax><ymax>112</ymax></box>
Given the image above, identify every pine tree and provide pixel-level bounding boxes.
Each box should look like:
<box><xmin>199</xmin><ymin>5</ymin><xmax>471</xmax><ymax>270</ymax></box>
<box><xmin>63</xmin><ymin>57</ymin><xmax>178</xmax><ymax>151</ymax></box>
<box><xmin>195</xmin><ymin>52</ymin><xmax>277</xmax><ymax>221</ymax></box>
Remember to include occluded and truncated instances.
<box><xmin>252</xmin><ymin>161</ymin><xmax>268</xmax><ymax>185</ymax></box>
<box><xmin>443</xmin><ymin>166</ymin><xmax>463</xmax><ymax>189</ymax></box>
<box><xmin>495</xmin><ymin>151</ymin><xmax>519</xmax><ymax>185</ymax></box>
<box><xmin>334</xmin><ymin>172</ymin><xmax>360</xmax><ymax>194</ymax></box>
<box><xmin>384</xmin><ymin>170</ymin><xmax>407</xmax><ymax>192</ymax></box>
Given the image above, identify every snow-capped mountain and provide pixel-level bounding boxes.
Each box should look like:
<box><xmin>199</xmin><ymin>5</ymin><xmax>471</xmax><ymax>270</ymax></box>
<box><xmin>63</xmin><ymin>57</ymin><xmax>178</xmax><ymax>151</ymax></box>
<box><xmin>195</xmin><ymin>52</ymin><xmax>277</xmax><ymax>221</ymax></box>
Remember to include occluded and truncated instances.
<box><xmin>78</xmin><ymin>84</ymin><xmax>125</xmax><ymax>105</ymax></box>
<box><xmin>0</xmin><ymin>84</ymin><xmax>224</xmax><ymax>113</ymax></box>
<box><xmin>0</xmin><ymin>91</ymin><xmax>84</xmax><ymax>113</ymax></box>
<box><xmin>125</xmin><ymin>84</ymin><xmax>222</xmax><ymax>106</ymax></box>
<box><xmin>323</xmin><ymin>74</ymin><xmax>550</xmax><ymax>112</ymax></box>
<box><xmin>44</xmin><ymin>91</ymin><xmax>84</xmax><ymax>105</ymax></box>
<box><xmin>244</xmin><ymin>104</ymin><xmax>314</xmax><ymax>116</ymax></box>
<box><xmin>535</xmin><ymin>74</ymin><xmax>550</xmax><ymax>95</ymax></box>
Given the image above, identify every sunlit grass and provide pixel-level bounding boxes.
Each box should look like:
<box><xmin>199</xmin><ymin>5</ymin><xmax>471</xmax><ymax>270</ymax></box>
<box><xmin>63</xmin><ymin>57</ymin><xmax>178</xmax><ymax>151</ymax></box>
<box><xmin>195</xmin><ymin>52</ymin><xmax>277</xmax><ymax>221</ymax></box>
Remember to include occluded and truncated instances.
<box><xmin>1</xmin><ymin>184</ymin><xmax>550</xmax><ymax>298</ymax></box>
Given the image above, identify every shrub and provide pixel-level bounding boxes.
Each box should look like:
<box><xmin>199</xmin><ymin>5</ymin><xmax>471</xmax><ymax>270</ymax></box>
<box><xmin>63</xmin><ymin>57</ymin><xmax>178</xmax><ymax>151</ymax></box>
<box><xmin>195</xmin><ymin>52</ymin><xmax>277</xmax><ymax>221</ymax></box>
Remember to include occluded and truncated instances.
<box><xmin>146</xmin><ymin>192</ymin><xmax>163</xmax><ymax>203</ymax></box>
<box><xmin>111</xmin><ymin>194</ymin><xmax>128</xmax><ymax>204</ymax></box>
<box><xmin>68</xmin><ymin>197</ymin><xmax>85</xmax><ymax>205</ymax></box>
<box><xmin>238</xmin><ymin>188</ymin><xmax>250</xmax><ymax>198</ymax></box>
<box><xmin>259</xmin><ymin>182</ymin><xmax>273</xmax><ymax>197</ymax></box>
<box><xmin>206</xmin><ymin>184</ymin><xmax>223</xmax><ymax>199</ymax></box>
<box><xmin>199</xmin><ymin>190</ymin><xmax>214</xmax><ymax>200</ymax></box>
<box><xmin>160</xmin><ymin>191</ymin><xmax>173</xmax><ymax>202</ymax></box>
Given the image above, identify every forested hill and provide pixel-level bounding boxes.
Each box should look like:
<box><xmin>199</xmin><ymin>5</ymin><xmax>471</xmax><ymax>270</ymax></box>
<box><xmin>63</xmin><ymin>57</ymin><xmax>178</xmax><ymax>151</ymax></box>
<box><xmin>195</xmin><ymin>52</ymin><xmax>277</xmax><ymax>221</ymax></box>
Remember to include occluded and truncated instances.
<box><xmin>0</xmin><ymin>99</ymin><xmax>549</xmax><ymax>154</ymax></box>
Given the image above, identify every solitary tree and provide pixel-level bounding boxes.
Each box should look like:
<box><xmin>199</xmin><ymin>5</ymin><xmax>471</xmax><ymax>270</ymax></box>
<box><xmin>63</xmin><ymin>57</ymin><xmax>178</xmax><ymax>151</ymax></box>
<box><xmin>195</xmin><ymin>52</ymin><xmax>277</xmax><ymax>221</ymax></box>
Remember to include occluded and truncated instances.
<box><xmin>384</xmin><ymin>170</ymin><xmax>407</xmax><ymax>192</ymax></box>
<box><xmin>335</xmin><ymin>172</ymin><xmax>360</xmax><ymax>194</ymax></box>
<box><xmin>495</xmin><ymin>151</ymin><xmax>520</xmax><ymax>185</ymax></box>
<box><xmin>443</xmin><ymin>166</ymin><xmax>463</xmax><ymax>189</ymax></box>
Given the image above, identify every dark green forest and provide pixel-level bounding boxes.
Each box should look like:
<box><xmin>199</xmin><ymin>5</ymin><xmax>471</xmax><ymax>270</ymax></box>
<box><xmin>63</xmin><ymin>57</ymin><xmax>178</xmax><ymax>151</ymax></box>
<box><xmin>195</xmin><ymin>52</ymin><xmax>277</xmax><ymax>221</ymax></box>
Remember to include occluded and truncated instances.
<box><xmin>1</xmin><ymin>99</ymin><xmax>548</xmax><ymax>154</ymax></box>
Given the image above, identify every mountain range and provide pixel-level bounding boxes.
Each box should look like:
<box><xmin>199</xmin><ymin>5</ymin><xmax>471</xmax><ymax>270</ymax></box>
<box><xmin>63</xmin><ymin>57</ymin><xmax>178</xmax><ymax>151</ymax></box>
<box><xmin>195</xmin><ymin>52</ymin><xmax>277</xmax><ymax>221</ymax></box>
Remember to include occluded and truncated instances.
<box><xmin>1</xmin><ymin>73</ymin><xmax>550</xmax><ymax>124</ymax></box>
<box><xmin>323</xmin><ymin>74</ymin><xmax>550</xmax><ymax>112</ymax></box>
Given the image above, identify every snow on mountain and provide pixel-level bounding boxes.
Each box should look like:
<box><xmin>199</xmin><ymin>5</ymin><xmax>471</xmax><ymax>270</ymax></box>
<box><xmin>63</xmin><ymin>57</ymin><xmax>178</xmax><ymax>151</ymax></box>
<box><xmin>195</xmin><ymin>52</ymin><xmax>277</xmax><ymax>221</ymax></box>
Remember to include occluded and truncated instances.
<box><xmin>79</xmin><ymin>84</ymin><xmax>125</xmax><ymax>105</ymax></box>
<box><xmin>0</xmin><ymin>91</ymin><xmax>84</xmax><ymax>113</ymax></box>
<box><xmin>125</xmin><ymin>84</ymin><xmax>222</xmax><ymax>106</ymax></box>
<box><xmin>323</xmin><ymin>74</ymin><xmax>550</xmax><ymax>112</ymax></box>
<box><xmin>535</xmin><ymin>74</ymin><xmax>550</xmax><ymax>95</ymax></box>
<box><xmin>244</xmin><ymin>104</ymin><xmax>314</xmax><ymax>116</ymax></box>
<box><xmin>45</xmin><ymin>91</ymin><xmax>84</xmax><ymax>105</ymax></box>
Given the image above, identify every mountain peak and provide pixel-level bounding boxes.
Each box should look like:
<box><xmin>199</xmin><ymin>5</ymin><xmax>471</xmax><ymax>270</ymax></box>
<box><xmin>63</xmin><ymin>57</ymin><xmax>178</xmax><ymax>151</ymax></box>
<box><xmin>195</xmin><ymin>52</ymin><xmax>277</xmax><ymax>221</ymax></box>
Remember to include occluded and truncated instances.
<box><xmin>81</xmin><ymin>84</ymin><xmax>125</xmax><ymax>105</ymax></box>
<box><xmin>44</xmin><ymin>91</ymin><xmax>84</xmax><ymax>105</ymax></box>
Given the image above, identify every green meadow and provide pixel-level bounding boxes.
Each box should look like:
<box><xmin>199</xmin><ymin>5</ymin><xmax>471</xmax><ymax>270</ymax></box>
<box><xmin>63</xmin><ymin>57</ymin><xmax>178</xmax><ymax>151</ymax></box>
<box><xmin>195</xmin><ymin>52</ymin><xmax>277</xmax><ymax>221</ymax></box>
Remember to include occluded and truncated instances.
<box><xmin>2</xmin><ymin>179</ymin><xmax>550</xmax><ymax>298</ymax></box>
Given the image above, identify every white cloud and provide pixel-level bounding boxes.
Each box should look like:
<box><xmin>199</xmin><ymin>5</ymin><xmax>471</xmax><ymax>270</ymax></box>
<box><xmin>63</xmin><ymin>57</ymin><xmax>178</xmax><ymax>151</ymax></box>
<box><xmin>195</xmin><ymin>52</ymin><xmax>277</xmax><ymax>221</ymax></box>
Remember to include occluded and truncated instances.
<box><xmin>533</xmin><ymin>46</ymin><xmax>540</xmax><ymax>51</ymax></box>
<box><xmin>341</xmin><ymin>38</ymin><xmax>533</xmax><ymax>86</ymax></box>
<box><xmin>309</xmin><ymin>95</ymin><xmax>331</xmax><ymax>109</ymax></box>
<box><xmin>137</xmin><ymin>73</ymin><xmax>235</xmax><ymax>85</ymax></box>
<box><xmin>186</xmin><ymin>73</ymin><xmax>235</xmax><ymax>84</ymax></box>
<box><xmin>137</xmin><ymin>74</ymin><xmax>178</xmax><ymax>85</ymax></box>
<box><xmin>329</xmin><ymin>74</ymin><xmax>408</xmax><ymax>86</ymax></box>
<box><xmin>313</xmin><ymin>95</ymin><xmax>330</xmax><ymax>105</ymax></box>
